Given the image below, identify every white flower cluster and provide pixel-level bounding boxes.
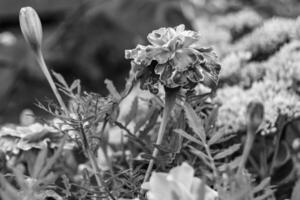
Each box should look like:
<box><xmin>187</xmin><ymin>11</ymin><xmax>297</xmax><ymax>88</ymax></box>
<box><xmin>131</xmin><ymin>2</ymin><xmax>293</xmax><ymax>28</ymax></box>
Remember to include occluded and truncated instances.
<box><xmin>215</xmin><ymin>80</ymin><xmax>300</xmax><ymax>135</ymax></box>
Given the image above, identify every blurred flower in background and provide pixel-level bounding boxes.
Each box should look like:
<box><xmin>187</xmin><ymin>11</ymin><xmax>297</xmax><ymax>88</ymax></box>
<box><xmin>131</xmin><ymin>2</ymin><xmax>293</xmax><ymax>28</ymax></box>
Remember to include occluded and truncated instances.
<box><xmin>142</xmin><ymin>162</ymin><xmax>218</xmax><ymax>200</ymax></box>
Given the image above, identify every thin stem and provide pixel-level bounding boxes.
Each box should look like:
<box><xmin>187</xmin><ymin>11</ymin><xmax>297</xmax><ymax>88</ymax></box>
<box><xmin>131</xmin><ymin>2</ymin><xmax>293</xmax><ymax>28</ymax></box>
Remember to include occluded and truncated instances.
<box><xmin>39</xmin><ymin>134</ymin><xmax>67</xmax><ymax>178</ymax></box>
<box><xmin>238</xmin><ymin>128</ymin><xmax>255</xmax><ymax>174</ymax></box>
<box><xmin>142</xmin><ymin>87</ymin><xmax>178</xmax><ymax>184</ymax></box>
<box><xmin>87</xmin><ymin>150</ymin><xmax>116</xmax><ymax>200</ymax></box>
<box><xmin>204</xmin><ymin>144</ymin><xmax>218</xmax><ymax>178</ymax></box>
<box><xmin>88</xmin><ymin>150</ymin><xmax>103</xmax><ymax>187</ymax></box>
<box><xmin>36</xmin><ymin>49</ymin><xmax>68</xmax><ymax>114</ymax></box>
<box><xmin>269</xmin><ymin>117</ymin><xmax>286</xmax><ymax>175</ymax></box>
<box><xmin>100</xmin><ymin>120</ymin><xmax>116</xmax><ymax>187</ymax></box>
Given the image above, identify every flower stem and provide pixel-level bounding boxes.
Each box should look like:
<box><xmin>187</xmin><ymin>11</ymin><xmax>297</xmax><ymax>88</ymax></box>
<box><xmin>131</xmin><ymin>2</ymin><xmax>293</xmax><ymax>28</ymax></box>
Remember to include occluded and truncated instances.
<box><xmin>87</xmin><ymin>150</ymin><xmax>116</xmax><ymax>200</ymax></box>
<box><xmin>204</xmin><ymin>144</ymin><xmax>218</xmax><ymax>178</ymax></box>
<box><xmin>142</xmin><ymin>87</ymin><xmax>178</xmax><ymax>184</ymax></box>
<box><xmin>36</xmin><ymin>49</ymin><xmax>68</xmax><ymax>114</ymax></box>
<box><xmin>238</xmin><ymin>127</ymin><xmax>255</xmax><ymax>174</ymax></box>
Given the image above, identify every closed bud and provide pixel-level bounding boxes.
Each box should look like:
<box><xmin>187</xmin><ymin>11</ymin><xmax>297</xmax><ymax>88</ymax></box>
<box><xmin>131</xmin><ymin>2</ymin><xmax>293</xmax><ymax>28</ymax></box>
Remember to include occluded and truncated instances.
<box><xmin>246</xmin><ymin>101</ymin><xmax>264</xmax><ymax>133</ymax></box>
<box><xmin>19</xmin><ymin>7</ymin><xmax>43</xmax><ymax>51</ymax></box>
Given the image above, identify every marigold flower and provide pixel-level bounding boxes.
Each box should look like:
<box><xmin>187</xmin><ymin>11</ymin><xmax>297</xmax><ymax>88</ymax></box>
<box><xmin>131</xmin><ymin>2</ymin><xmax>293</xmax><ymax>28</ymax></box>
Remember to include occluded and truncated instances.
<box><xmin>125</xmin><ymin>24</ymin><xmax>221</xmax><ymax>92</ymax></box>
<box><xmin>19</xmin><ymin>7</ymin><xmax>43</xmax><ymax>51</ymax></box>
<box><xmin>142</xmin><ymin>162</ymin><xmax>218</xmax><ymax>200</ymax></box>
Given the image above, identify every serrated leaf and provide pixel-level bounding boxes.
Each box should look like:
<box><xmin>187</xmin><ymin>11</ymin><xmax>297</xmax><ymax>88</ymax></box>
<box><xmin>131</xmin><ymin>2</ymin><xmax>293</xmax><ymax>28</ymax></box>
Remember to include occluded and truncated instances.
<box><xmin>189</xmin><ymin>146</ymin><xmax>211</xmax><ymax>168</ymax></box>
<box><xmin>213</xmin><ymin>143</ymin><xmax>241</xmax><ymax>160</ymax></box>
<box><xmin>218</xmin><ymin>156</ymin><xmax>242</xmax><ymax>171</ymax></box>
<box><xmin>208</xmin><ymin>131</ymin><xmax>225</xmax><ymax>146</ymax></box>
<box><xmin>213</xmin><ymin>134</ymin><xmax>237</xmax><ymax>145</ymax></box>
<box><xmin>104</xmin><ymin>79</ymin><xmax>121</xmax><ymax>101</ymax></box>
<box><xmin>205</xmin><ymin>106</ymin><xmax>218</xmax><ymax>129</ymax></box>
<box><xmin>183</xmin><ymin>102</ymin><xmax>206</xmax><ymax>143</ymax></box>
<box><xmin>174</xmin><ymin>129</ymin><xmax>203</xmax><ymax>146</ymax></box>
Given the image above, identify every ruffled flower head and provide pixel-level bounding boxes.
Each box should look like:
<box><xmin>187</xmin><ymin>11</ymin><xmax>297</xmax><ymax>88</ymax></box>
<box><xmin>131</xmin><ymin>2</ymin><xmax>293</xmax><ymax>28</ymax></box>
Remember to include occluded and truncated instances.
<box><xmin>125</xmin><ymin>24</ymin><xmax>221</xmax><ymax>93</ymax></box>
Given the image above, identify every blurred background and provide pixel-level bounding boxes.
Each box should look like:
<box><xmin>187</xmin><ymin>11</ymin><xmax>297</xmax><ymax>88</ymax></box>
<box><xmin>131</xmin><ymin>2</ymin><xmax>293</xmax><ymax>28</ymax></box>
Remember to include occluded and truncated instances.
<box><xmin>1</xmin><ymin>0</ymin><xmax>300</xmax><ymax>123</ymax></box>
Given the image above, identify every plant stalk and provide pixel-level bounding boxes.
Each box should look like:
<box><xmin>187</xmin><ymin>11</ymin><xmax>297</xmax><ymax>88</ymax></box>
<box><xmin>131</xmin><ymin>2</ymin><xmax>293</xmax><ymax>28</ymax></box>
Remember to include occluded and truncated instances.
<box><xmin>204</xmin><ymin>144</ymin><xmax>218</xmax><ymax>178</ymax></box>
<box><xmin>238</xmin><ymin>127</ymin><xmax>255</xmax><ymax>174</ymax></box>
<box><xmin>87</xmin><ymin>150</ymin><xmax>116</xmax><ymax>200</ymax></box>
<box><xmin>142</xmin><ymin>87</ymin><xmax>178</xmax><ymax>184</ymax></box>
<box><xmin>36</xmin><ymin>49</ymin><xmax>68</xmax><ymax>114</ymax></box>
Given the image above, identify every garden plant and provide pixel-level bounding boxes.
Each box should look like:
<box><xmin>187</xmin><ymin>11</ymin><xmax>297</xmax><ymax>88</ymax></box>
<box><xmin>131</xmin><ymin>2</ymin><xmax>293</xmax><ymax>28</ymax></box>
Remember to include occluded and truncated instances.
<box><xmin>0</xmin><ymin>3</ymin><xmax>300</xmax><ymax>200</ymax></box>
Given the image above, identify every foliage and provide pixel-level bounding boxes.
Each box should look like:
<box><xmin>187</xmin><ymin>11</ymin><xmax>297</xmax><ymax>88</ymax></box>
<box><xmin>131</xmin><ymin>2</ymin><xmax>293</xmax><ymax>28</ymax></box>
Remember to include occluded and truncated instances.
<box><xmin>1</xmin><ymin>2</ymin><xmax>300</xmax><ymax>200</ymax></box>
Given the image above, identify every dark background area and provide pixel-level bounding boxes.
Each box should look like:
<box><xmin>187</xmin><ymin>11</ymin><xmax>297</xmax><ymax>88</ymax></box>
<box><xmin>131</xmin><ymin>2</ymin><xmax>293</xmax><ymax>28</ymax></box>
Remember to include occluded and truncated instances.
<box><xmin>1</xmin><ymin>0</ymin><xmax>300</xmax><ymax>123</ymax></box>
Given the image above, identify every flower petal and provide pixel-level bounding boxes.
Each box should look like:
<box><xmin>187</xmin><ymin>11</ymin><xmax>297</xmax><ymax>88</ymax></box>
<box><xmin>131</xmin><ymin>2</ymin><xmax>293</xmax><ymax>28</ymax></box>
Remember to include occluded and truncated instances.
<box><xmin>147</xmin><ymin>27</ymin><xmax>169</xmax><ymax>46</ymax></box>
<box><xmin>145</xmin><ymin>46</ymin><xmax>172</xmax><ymax>64</ymax></box>
<box><xmin>172</xmin><ymin>49</ymin><xmax>198</xmax><ymax>71</ymax></box>
<box><xmin>169</xmin><ymin>162</ymin><xmax>195</xmax><ymax>192</ymax></box>
<box><xmin>191</xmin><ymin>178</ymin><xmax>219</xmax><ymax>200</ymax></box>
<box><xmin>167</xmin><ymin>35</ymin><xmax>184</xmax><ymax>51</ymax></box>
<box><xmin>125</xmin><ymin>45</ymin><xmax>151</xmax><ymax>65</ymax></box>
<box><xmin>175</xmin><ymin>24</ymin><xmax>185</xmax><ymax>32</ymax></box>
<box><xmin>199</xmin><ymin>52</ymin><xmax>221</xmax><ymax>89</ymax></box>
<box><xmin>154</xmin><ymin>63</ymin><xmax>167</xmax><ymax>75</ymax></box>
<box><xmin>172</xmin><ymin>71</ymin><xmax>189</xmax><ymax>86</ymax></box>
<box><xmin>148</xmin><ymin>173</ymin><xmax>173</xmax><ymax>200</ymax></box>
<box><xmin>160</xmin><ymin>64</ymin><xmax>173</xmax><ymax>82</ymax></box>
<box><xmin>186</xmin><ymin>68</ymin><xmax>204</xmax><ymax>83</ymax></box>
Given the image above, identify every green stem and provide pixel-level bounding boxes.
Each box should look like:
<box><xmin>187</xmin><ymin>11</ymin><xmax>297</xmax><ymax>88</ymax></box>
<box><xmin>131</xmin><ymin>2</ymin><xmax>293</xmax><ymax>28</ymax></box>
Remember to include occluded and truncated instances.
<box><xmin>142</xmin><ymin>87</ymin><xmax>178</xmax><ymax>184</ymax></box>
<box><xmin>238</xmin><ymin>127</ymin><xmax>255</xmax><ymax>174</ymax></box>
<box><xmin>100</xmin><ymin>120</ymin><xmax>116</xmax><ymax>187</ymax></box>
<box><xmin>36</xmin><ymin>49</ymin><xmax>68</xmax><ymax>114</ymax></box>
<box><xmin>204</xmin><ymin>144</ymin><xmax>218</xmax><ymax>178</ymax></box>
<box><xmin>87</xmin><ymin>150</ymin><xmax>116</xmax><ymax>200</ymax></box>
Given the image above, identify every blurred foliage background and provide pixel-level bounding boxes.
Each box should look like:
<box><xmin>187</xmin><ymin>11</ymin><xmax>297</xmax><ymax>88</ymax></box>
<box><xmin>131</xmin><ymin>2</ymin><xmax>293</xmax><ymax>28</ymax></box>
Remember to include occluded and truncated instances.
<box><xmin>1</xmin><ymin>0</ymin><xmax>300</xmax><ymax>123</ymax></box>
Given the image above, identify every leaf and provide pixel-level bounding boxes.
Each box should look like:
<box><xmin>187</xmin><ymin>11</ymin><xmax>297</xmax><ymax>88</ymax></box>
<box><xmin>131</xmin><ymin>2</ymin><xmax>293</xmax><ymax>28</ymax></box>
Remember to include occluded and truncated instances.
<box><xmin>134</xmin><ymin>105</ymin><xmax>156</xmax><ymax>134</ymax></box>
<box><xmin>183</xmin><ymin>102</ymin><xmax>206</xmax><ymax>143</ymax></box>
<box><xmin>33</xmin><ymin>147</ymin><xmax>48</xmax><ymax>178</ymax></box>
<box><xmin>69</xmin><ymin>79</ymin><xmax>81</xmax><ymax>92</ymax></box>
<box><xmin>254</xmin><ymin>189</ymin><xmax>275</xmax><ymax>200</ymax></box>
<box><xmin>208</xmin><ymin>131</ymin><xmax>225</xmax><ymax>146</ymax></box>
<box><xmin>252</xmin><ymin>177</ymin><xmax>271</xmax><ymax>194</ymax></box>
<box><xmin>189</xmin><ymin>146</ymin><xmax>211</xmax><ymax>168</ymax></box>
<box><xmin>124</xmin><ymin>97</ymin><xmax>138</xmax><ymax>126</ymax></box>
<box><xmin>166</xmin><ymin>129</ymin><xmax>183</xmax><ymax>154</ymax></box>
<box><xmin>139</xmin><ymin>108</ymin><xmax>160</xmax><ymax>139</ymax></box>
<box><xmin>52</xmin><ymin>71</ymin><xmax>68</xmax><ymax>88</ymax></box>
<box><xmin>213</xmin><ymin>143</ymin><xmax>241</xmax><ymax>160</ymax></box>
<box><xmin>205</xmin><ymin>106</ymin><xmax>218</xmax><ymax>129</ymax></box>
<box><xmin>213</xmin><ymin>134</ymin><xmax>237</xmax><ymax>145</ymax></box>
<box><xmin>218</xmin><ymin>156</ymin><xmax>242</xmax><ymax>171</ymax></box>
<box><xmin>39</xmin><ymin>136</ymin><xmax>67</xmax><ymax>178</ymax></box>
<box><xmin>174</xmin><ymin>129</ymin><xmax>203</xmax><ymax>146</ymax></box>
<box><xmin>104</xmin><ymin>79</ymin><xmax>121</xmax><ymax>101</ymax></box>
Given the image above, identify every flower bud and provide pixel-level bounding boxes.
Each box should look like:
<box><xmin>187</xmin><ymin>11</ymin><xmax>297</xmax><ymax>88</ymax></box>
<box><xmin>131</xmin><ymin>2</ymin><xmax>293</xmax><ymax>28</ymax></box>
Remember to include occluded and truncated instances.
<box><xmin>246</xmin><ymin>101</ymin><xmax>264</xmax><ymax>133</ymax></box>
<box><xmin>19</xmin><ymin>7</ymin><xmax>43</xmax><ymax>51</ymax></box>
